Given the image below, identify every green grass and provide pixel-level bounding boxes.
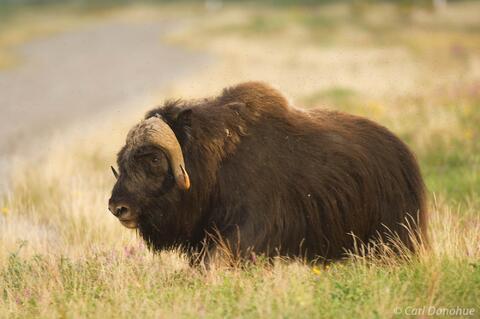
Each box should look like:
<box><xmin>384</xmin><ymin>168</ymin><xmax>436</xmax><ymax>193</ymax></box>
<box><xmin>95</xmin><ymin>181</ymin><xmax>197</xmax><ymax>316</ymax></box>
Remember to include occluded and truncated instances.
<box><xmin>423</xmin><ymin>145</ymin><xmax>480</xmax><ymax>202</ymax></box>
<box><xmin>2</xmin><ymin>245</ymin><xmax>479</xmax><ymax>318</ymax></box>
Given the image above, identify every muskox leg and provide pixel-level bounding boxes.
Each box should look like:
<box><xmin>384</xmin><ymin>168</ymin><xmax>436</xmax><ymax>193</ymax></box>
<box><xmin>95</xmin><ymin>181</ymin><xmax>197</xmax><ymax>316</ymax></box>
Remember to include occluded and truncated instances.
<box><xmin>189</xmin><ymin>241</ymin><xmax>233</xmax><ymax>270</ymax></box>
<box><xmin>194</xmin><ymin>223</ymin><xmax>265</xmax><ymax>269</ymax></box>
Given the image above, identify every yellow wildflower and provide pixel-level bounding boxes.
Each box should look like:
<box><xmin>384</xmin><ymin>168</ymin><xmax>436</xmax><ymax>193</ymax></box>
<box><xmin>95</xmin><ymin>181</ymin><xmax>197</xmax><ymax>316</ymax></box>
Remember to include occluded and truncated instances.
<box><xmin>312</xmin><ymin>266</ymin><xmax>321</xmax><ymax>275</ymax></box>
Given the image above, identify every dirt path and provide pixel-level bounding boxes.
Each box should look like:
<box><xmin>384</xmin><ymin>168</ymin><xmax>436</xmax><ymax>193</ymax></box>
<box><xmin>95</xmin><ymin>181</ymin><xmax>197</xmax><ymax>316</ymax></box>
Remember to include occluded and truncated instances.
<box><xmin>0</xmin><ymin>19</ymin><xmax>210</xmax><ymax>191</ymax></box>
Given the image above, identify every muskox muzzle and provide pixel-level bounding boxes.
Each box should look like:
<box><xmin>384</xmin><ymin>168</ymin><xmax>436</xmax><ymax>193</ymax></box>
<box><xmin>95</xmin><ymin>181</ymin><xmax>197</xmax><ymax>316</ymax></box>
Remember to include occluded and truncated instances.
<box><xmin>108</xmin><ymin>197</ymin><xmax>138</xmax><ymax>229</ymax></box>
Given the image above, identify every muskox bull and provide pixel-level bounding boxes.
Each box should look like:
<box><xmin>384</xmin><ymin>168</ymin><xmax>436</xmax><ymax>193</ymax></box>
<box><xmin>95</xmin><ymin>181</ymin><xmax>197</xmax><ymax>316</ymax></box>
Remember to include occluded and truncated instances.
<box><xmin>108</xmin><ymin>82</ymin><xmax>427</xmax><ymax>262</ymax></box>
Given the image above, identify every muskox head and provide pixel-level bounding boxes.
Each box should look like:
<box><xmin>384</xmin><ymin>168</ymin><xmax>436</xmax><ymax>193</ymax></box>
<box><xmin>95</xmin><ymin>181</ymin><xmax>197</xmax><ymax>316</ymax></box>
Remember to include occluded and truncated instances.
<box><xmin>108</xmin><ymin>114</ymin><xmax>190</xmax><ymax>230</ymax></box>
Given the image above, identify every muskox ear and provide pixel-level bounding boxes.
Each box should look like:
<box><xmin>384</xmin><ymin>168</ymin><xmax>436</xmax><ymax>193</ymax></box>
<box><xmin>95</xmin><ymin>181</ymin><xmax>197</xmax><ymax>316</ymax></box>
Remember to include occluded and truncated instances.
<box><xmin>145</xmin><ymin>106</ymin><xmax>193</xmax><ymax>144</ymax></box>
<box><xmin>145</xmin><ymin>99</ymin><xmax>183</xmax><ymax>122</ymax></box>
<box><xmin>173</xmin><ymin>108</ymin><xmax>193</xmax><ymax>127</ymax></box>
<box><xmin>170</xmin><ymin>108</ymin><xmax>193</xmax><ymax>145</ymax></box>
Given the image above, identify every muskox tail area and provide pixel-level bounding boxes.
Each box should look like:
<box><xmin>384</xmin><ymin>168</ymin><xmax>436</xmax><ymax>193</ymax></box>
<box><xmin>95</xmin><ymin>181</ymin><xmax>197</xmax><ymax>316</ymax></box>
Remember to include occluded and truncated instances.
<box><xmin>380</xmin><ymin>134</ymin><xmax>430</xmax><ymax>257</ymax></box>
<box><xmin>335</xmin><ymin>112</ymin><xmax>430</xmax><ymax>258</ymax></box>
<box><xmin>403</xmin><ymin>149</ymin><xmax>429</xmax><ymax>253</ymax></box>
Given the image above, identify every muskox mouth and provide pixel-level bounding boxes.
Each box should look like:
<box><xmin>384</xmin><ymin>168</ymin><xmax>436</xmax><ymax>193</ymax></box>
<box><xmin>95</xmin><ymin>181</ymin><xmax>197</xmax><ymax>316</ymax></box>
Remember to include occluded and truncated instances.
<box><xmin>119</xmin><ymin>218</ymin><xmax>139</xmax><ymax>229</ymax></box>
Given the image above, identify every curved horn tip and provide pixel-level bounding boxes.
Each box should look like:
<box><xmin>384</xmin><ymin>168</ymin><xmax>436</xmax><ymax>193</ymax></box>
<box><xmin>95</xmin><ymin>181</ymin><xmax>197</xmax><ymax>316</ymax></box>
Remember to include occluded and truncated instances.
<box><xmin>176</xmin><ymin>165</ymin><xmax>190</xmax><ymax>190</ymax></box>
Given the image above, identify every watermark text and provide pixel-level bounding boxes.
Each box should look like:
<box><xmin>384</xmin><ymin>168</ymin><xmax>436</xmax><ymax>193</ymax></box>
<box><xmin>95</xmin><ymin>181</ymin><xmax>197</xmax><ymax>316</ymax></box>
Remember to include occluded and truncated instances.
<box><xmin>394</xmin><ymin>306</ymin><xmax>476</xmax><ymax>316</ymax></box>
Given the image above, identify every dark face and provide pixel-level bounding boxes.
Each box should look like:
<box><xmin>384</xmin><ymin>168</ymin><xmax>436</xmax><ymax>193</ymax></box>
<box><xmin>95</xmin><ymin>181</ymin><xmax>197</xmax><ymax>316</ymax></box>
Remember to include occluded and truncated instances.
<box><xmin>108</xmin><ymin>144</ymin><xmax>176</xmax><ymax>229</ymax></box>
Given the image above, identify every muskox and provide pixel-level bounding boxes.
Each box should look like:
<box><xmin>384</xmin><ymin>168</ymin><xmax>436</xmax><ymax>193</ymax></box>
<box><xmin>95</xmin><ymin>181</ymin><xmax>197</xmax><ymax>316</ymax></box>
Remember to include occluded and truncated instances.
<box><xmin>108</xmin><ymin>82</ymin><xmax>427</xmax><ymax>262</ymax></box>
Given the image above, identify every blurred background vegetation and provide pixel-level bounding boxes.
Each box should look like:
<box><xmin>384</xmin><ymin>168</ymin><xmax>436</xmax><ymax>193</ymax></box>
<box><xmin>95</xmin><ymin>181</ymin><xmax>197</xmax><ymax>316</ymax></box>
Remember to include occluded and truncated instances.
<box><xmin>0</xmin><ymin>0</ymin><xmax>467</xmax><ymax>15</ymax></box>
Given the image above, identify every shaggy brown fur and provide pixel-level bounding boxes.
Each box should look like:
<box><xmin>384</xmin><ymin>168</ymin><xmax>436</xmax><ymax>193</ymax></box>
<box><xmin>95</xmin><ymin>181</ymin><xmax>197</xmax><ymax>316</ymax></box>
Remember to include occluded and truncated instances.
<box><xmin>109</xmin><ymin>82</ymin><xmax>428</xmax><ymax>261</ymax></box>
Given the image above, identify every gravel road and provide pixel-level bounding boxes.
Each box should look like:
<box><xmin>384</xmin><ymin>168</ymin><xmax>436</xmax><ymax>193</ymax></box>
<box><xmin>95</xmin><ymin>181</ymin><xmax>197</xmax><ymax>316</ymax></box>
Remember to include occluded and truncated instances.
<box><xmin>0</xmin><ymin>19</ymin><xmax>210</xmax><ymax>191</ymax></box>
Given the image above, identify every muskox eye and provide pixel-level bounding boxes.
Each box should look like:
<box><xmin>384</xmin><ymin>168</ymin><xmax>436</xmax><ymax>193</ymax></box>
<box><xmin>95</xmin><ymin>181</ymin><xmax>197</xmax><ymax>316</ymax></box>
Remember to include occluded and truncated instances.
<box><xmin>151</xmin><ymin>157</ymin><xmax>159</xmax><ymax>163</ymax></box>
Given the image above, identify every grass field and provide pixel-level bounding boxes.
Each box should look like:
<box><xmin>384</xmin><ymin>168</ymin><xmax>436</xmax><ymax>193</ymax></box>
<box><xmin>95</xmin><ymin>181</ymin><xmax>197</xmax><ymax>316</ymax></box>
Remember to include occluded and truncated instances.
<box><xmin>1</xmin><ymin>2</ymin><xmax>479</xmax><ymax>318</ymax></box>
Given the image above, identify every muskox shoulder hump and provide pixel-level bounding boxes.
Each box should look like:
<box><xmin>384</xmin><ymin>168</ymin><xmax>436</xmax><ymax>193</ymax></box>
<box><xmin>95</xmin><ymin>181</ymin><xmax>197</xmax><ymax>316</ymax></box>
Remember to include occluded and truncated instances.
<box><xmin>220</xmin><ymin>82</ymin><xmax>290</xmax><ymax>115</ymax></box>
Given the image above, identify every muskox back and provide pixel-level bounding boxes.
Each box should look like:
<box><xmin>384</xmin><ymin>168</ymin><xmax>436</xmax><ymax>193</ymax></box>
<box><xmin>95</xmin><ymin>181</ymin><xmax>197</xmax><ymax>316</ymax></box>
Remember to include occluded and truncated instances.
<box><xmin>110</xmin><ymin>82</ymin><xmax>427</xmax><ymax>261</ymax></box>
<box><xmin>207</xmin><ymin>84</ymin><xmax>427</xmax><ymax>259</ymax></box>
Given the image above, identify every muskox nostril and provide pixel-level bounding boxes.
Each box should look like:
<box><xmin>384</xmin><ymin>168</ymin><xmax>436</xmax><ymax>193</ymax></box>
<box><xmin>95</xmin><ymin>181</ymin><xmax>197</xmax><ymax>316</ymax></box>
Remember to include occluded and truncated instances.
<box><xmin>114</xmin><ymin>206</ymin><xmax>129</xmax><ymax>217</ymax></box>
<box><xmin>109</xmin><ymin>203</ymin><xmax>129</xmax><ymax>217</ymax></box>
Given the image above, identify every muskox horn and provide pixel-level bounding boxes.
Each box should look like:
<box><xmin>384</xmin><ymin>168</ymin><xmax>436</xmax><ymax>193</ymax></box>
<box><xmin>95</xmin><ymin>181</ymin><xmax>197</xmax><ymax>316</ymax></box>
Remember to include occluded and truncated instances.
<box><xmin>111</xmin><ymin>166</ymin><xmax>119</xmax><ymax>179</ymax></box>
<box><xmin>127</xmin><ymin>115</ymin><xmax>190</xmax><ymax>190</ymax></box>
